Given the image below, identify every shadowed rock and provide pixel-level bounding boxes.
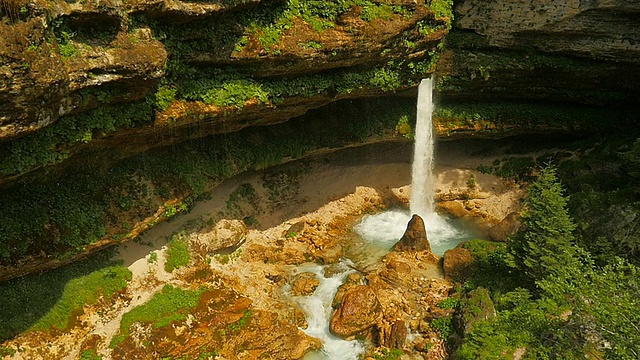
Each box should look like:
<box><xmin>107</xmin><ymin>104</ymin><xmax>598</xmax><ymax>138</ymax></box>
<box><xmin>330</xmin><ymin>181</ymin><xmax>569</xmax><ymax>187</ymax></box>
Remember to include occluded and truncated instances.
<box><xmin>393</xmin><ymin>214</ymin><xmax>432</xmax><ymax>253</ymax></box>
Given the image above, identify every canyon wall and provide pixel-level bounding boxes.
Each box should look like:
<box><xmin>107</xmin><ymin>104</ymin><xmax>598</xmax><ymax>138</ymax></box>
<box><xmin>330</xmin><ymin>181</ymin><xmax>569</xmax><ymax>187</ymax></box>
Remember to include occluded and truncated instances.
<box><xmin>1</xmin><ymin>0</ymin><xmax>640</xmax><ymax>275</ymax></box>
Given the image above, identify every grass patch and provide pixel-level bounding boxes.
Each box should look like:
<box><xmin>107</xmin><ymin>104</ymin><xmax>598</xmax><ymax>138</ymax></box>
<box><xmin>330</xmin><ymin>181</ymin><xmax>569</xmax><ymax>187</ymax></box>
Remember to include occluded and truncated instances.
<box><xmin>0</xmin><ymin>249</ymin><xmax>122</xmax><ymax>340</ymax></box>
<box><xmin>31</xmin><ymin>266</ymin><xmax>131</xmax><ymax>332</ymax></box>
<box><xmin>228</xmin><ymin>309</ymin><xmax>252</xmax><ymax>331</ymax></box>
<box><xmin>164</xmin><ymin>232</ymin><xmax>191</xmax><ymax>272</ymax></box>
<box><xmin>110</xmin><ymin>285</ymin><xmax>206</xmax><ymax>348</ymax></box>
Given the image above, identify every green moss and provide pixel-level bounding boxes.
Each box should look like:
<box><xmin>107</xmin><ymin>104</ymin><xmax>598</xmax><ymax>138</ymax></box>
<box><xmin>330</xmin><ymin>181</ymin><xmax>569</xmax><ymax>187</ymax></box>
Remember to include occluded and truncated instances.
<box><xmin>431</xmin><ymin>316</ymin><xmax>453</xmax><ymax>339</ymax></box>
<box><xmin>31</xmin><ymin>266</ymin><xmax>132</xmax><ymax>332</ymax></box>
<box><xmin>0</xmin><ymin>97</ymin><xmax>412</xmax><ymax>265</ymax></box>
<box><xmin>111</xmin><ymin>285</ymin><xmax>206</xmax><ymax>348</ymax></box>
<box><xmin>228</xmin><ymin>310</ymin><xmax>252</xmax><ymax>331</ymax></box>
<box><xmin>165</xmin><ymin>232</ymin><xmax>191</xmax><ymax>272</ymax></box>
<box><xmin>0</xmin><ymin>100</ymin><xmax>154</xmax><ymax>177</ymax></box>
<box><xmin>79</xmin><ymin>349</ymin><xmax>102</xmax><ymax>360</ymax></box>
<box><xmin>0</xmin><ymin>250</ymin><xmax>120</xmax><ymax>340</ymax></box>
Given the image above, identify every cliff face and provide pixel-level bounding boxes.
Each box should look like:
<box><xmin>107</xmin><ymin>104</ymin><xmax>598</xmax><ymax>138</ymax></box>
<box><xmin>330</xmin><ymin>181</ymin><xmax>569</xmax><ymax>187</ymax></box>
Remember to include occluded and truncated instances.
<box><xmin>1</xmin><ymin>0</ymin><xmax>640</xmax><ymax>275</ymax></box>
<box><xmin>455</xmin><ymin>0</ymin><xmax>640</xmax><ymax>63</ymax></box>
<box><xmin>0</xmin><ymin>0</ymin><xmax>449</xmax><ymax>187</ymax></box>
<box><xmin>438</xmin><ymin>0</ymin><xmax>640</xmax><ymax>106</ymax></box>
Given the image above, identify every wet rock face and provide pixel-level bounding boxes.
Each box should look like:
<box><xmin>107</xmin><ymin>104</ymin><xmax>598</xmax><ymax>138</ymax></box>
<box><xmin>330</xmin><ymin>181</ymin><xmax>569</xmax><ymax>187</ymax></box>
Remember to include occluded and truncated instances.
<box><xmin>393</xmin><ymin>214</ymin><xmax>433</xmax><ymax>253</ymax></box>
<box><xmin>330</xmin><ymin>285</ymin><xmax>382</xmax><ymax>339</ymax></box>
<box><xmin>291</xmin><ymin>272</ymin><xmax>320</xmax><ymax>296</ymax></box>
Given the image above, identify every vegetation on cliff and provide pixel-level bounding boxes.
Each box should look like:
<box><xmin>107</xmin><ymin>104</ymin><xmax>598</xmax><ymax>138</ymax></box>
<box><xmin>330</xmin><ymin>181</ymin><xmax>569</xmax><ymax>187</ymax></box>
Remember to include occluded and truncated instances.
<box><xmin>0</xmin><ymin>98</ymin><xmax>413</xmax><ymax>266</ymax></box>
<box><xmin>451</xmin><ymin>163</ymin><xmax>640</xmax><ymax>359</ymax></box>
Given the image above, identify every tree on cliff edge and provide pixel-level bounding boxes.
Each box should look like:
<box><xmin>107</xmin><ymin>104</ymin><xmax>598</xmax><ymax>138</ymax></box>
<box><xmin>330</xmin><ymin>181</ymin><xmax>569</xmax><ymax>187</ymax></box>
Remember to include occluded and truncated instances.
<box><xmin>509</xmin><ymin>165</ymin><xmax>577</xmax><ymax>284</ymax></box>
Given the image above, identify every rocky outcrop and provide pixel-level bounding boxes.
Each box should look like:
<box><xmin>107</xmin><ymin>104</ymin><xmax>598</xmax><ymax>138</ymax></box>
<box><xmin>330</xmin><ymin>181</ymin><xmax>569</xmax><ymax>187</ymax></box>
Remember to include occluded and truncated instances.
<box><xmin>0</xmin><ymin>0</ymin><xmax>450</xmax><ymax>187</ymax></box>
<box><xmin>489</xmin><ymin>212</ymin><xmax>522</xmax><ymax>242</ymax></box>
<box><xmin>453</xmin><ymin>287</ymin><xmax>496</xmax><ymax>338</ymax></box>
<box><xmin>443</xmin><ymin>244</ymin><xmax>474</xmax><ymax>282</ymax></box>
<box><xmin>330</xmin><ymin>285</ymin><xmax>382</xmax><ymax>339</ymax></box>
<box><xmin>291</xmin><ymin>272</ymin><xmax>320</xmax><ymax>297</ymax></box>
<box><xmin>393</xmin><ymin>214</ymin><xmax>433</xmax><ymax>253</ymax></box>
<box><xmin>455</xmin><ymin>0</ymin><xmax>640</xmax><ymax>63</ymax></box>
<box><xmin>189</xmin><ymin>219</ymin><xmax>247</xmax><ymax>254</ymax></box>
<box><xmin>436</xmin><ymin>0</ymin><xmax>640</xmax><ymax>109</ymax></box>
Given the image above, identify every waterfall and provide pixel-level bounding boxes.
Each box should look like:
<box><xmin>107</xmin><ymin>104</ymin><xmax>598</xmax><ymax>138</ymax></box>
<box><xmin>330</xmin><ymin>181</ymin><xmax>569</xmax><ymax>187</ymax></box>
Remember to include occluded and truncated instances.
<box><xmin>410</xmin><ymin>77</ymin><xmax>436</xmax><ymax>218</ymax></box>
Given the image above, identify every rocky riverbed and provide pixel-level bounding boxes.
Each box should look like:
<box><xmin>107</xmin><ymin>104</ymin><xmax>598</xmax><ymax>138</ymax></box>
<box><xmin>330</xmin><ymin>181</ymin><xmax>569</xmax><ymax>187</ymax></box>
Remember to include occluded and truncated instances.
<box><xmin>1</xmin><ymin>141</ymin><xmax>527</xmax><ymax>359</ymax></box>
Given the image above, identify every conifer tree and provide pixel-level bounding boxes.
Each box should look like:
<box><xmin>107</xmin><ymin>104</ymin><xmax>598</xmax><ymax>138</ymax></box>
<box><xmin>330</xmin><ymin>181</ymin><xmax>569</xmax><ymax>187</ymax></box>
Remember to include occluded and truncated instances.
<box><xmin>509</xmin><ymin>165</ymin><xmax>577</xmax><ymax>283</ymax></box>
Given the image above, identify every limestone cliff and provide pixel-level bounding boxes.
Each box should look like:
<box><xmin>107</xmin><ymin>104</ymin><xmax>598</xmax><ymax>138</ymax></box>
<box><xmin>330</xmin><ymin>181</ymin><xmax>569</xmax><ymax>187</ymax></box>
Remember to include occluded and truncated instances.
<box><xmin>438</xmin><ymin>0</ymin><xmax>640</xmax><ymax>106</ymax></box>
<box><xmin>0</xmin><ymin>0</ymin><xmax>449</xmax><ymax>186</ymax></box>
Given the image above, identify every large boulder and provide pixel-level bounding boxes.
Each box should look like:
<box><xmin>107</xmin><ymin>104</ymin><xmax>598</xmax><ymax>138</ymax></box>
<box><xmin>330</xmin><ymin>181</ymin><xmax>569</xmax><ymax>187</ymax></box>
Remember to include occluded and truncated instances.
<box><xmin>453</xmin><ymin>287</ymin><xmax>496</xmax><ymax>338</ymax></box>
<box><xmin>330</xmin><ymin>285</ymin><xmax>382</xmax><ymax>339</ymax></box>
<box><xmin>190</xmin><ymin>219</ymin><xmax>247</xmax><ymax>254</ymax></box>
<box><xmin>393</xmin><ymin>214</ymin><xmax>432</xmax><ymax>253</ymax></box>
<box><xmin>443</xmin><ymin>245</ymin><xmax>474</xmax><ymax>282</ymax></box>
<box><xmin>291</xmin><ymin>272</ymin><xmax>320</xmax><ymax>296</ymax></box>
<box><xmin>489</xmin><ymin>212</ymin><xmax>522</xmax><ymax>242</ymax></box>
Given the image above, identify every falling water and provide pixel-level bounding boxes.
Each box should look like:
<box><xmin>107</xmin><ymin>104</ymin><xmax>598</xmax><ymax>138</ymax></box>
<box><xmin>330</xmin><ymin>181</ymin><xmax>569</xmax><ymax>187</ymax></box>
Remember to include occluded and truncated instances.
<box><xmin>410</xmin><ymin>77</ymin><xmax>435</xmax><ymax>218</ymax></box>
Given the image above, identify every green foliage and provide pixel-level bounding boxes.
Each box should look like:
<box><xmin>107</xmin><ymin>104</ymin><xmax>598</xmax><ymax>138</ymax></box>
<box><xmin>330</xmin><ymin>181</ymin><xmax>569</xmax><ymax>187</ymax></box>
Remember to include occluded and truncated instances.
<box><xmin>0</xmin><ymin>100</ymin><xmax>153</xmax><ymax>177</ymax></box>
<box><xmin>461</xmin><ymin>240</ymin><xmax>521</xmax><ymax>297</ymax></box>
<box><xmin>509</xmin><ymin>166</ymin><xmax>578</xmax><ymax>283</ymax></box>
<box><xmin>431</xmin><ymin>316</ymin><xmax>453</xmax><ymax>339</ymax></box>
<box><xmin>539</xmin><ymin>257</ymin><xmax>640</xmax><ymax>359</ymax></box>
<box><xmin>111</xmin><ymin>285</ymin><xmax>206</xmax><ymax>348</ymax></box>
<box><xmin>154</xmin><ymin>86</ymin><xmax>177</xmax><ymax>111</ymax></box>
<box><xmin>147</xmin><ymin>252</ymin><xmax>158</xmax><ymax>264</ymax></box>
<box><xmin>372</xmin><ymin>348</ymin><xmax>404</xmax><ymax>360</ymax></box>
<box><xmin>0</xmin><ymin>250</ymin><xmax>119</xmax><ymax>340</ymax></box>
<box><xmin>165</xmin><ymin>232</ymin><xmax>191</xmax><ymax>272</ymax></box>
<box><xmin>0</xmin><ymin>97</ymin><xmax>411</xmax><ymax>264</ymax></box>
<box><xmin>228</xmin><ymin>310</ymin><xmax>252</xmax><ymax>331</ymax></box>
<box><xmin>436</xmin><ymin>297</ymin><xmax>459</xmax><ymax>309</ymax></box>
<box><xmin>455</xmin><ymin>297</ymin><xmax>578</xmax><ymax>360</ymax></box>
<box><xmin>80</xmin><ymin>349</ymin><xmax>102</xmax><ymax>360</ymax></box>
<box><xmin>370</xmin><ymin>67</ymin><xmax>401</xmax><ymax>92</ymax></box>
<box><xmin>31</xmin><ymin>266</ymin><xmax>131</xmax><ymax>332</ymax></box>
<box><xmin>395</xmin><ymin>115</ymin><xmax>413</xmax><ymax>139</ymax></box>
<box><xmin>430</xmin><ymin>0</ymin><xmax>453</xmax><ymax>19</ymax></box>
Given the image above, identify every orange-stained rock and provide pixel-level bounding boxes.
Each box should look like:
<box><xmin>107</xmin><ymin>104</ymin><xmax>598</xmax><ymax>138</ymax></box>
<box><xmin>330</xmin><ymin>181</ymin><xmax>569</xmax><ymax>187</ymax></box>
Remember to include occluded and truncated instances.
<box><xmin>394</xmin><ymin>214</ymin><xmax>433</xmax><ymax>253</ymax></box>
<box><xmin>489</xmin><ymin>212</ymin><xmax>521</xmax><ymax>242</ymax></box>
<box><xmin>330</xmin><ymin>285</ymin><xmax>382</xmax><ymax>339</ymax></box>
<box><xmin>291</xmin><ymin>272</ymin><xmax>320</xmax><ymax>296</ymax></box>
<box><xmin>443</xmin><ymin>245</ymin><xmax>474</xmax><ymax>282</ymax></box>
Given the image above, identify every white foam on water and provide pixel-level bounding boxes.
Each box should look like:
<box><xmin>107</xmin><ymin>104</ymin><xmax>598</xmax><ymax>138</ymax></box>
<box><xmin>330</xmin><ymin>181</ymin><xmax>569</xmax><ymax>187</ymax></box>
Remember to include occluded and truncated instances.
<box><xmin>296</xmin><ymin>262</ymin><xmax>366</xmax><ymax>360</ymax></box>
<box><xmin>354</xmin><ymin>210</ymin><xmax>470</xmax><ymax>256</ymax></box>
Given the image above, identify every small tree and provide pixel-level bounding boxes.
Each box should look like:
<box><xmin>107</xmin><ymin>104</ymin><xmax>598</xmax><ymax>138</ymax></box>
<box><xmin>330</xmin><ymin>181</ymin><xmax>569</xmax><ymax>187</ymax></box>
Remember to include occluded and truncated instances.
<box><xmin>509</xmin><ymin>166</ymin><xmax>577</xmax><ymax>283</ymax></box>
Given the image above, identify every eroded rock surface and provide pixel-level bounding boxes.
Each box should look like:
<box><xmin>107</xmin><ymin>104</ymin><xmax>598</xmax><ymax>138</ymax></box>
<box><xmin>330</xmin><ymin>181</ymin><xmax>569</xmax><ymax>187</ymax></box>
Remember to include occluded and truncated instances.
<box><xmin>394</xmin><ymin>214</ymin><xmax>433</xmax><ymax>253</ymax></box>
<box><xmin>291</xmin><ymin>272</ymin><xmax>320</xmax><ymax>297</ymax></box>
<box><xmin>190</xmin><ymin>219</ymin><xmax>247</xmax><ymax>254</ymax></box>
<box><xmin>330</xmin><ymin>285</ymin><xmax>382</xmax><ymax>339</ymax></box>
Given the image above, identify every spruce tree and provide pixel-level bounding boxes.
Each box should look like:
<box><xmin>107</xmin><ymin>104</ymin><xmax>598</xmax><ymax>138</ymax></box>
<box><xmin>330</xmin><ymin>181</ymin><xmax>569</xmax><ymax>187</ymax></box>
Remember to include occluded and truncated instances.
<box><xmin>509</xmin><ymin>165</ymin><xmax>577</xmax><ymax>283</ymax></box>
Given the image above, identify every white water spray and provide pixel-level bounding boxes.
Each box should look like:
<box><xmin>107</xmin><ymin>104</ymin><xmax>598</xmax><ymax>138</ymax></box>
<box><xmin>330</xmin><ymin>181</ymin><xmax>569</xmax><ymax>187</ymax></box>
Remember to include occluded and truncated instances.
<box><xmin>297</xmin><ymin>262</ymin><xmax>365</xmax><ymax>360</ymax></box>
<box><xmin>410</xmin><ymin>77</ymin><xmax>436</xmax><ymax>218</ymax></box>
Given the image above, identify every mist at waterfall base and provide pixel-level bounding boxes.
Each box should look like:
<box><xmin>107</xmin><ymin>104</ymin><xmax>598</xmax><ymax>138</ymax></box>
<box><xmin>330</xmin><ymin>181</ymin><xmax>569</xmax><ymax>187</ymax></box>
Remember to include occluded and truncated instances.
<box><xmin>299</xmin><ymin>78</ymin><xmax>474</xmax><ymax>360</ymax></box>
<box><xmin>354</xmin><ymin>210</ymin><xmax>476</xmax><ymax>256</ymax></box>
<box><xmin>354</xmin><ymin>78</ymin><xmax>473</xmax><ymax>255</ymax></box>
